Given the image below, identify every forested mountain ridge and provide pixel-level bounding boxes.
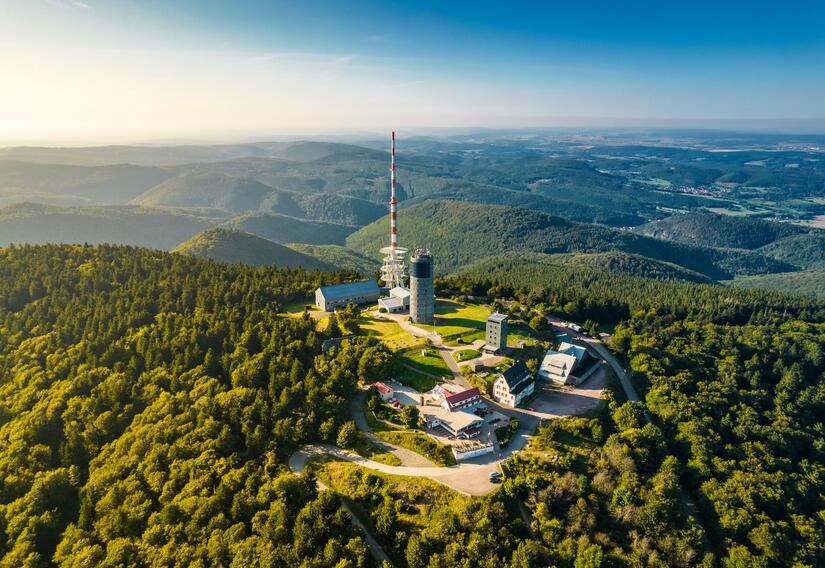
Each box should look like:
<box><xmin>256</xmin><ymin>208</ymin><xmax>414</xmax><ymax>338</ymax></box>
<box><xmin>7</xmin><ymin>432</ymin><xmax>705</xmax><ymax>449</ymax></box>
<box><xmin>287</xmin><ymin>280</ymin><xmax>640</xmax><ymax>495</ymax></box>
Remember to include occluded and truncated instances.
<box><xmin>758</xmin><ymin>232</ymin><xmax>825</xmax><ymax>271</ymax></box>
<box><xmin>348</xmin><ymin>201</ymin><xmax>796</xmax><ymax>280</ymax></box>
<box><xmin>0</xmin><ymin>160</ymin><xmax>173</xmax><ymax>206</ymax></box>
<box><xmin>222</xmin><ymin>212</ymin><xmax>356</xmax><ymax>245</ymax></box>
<box><xmin>134</xmin><ymin>170</ymin><xmax>388</xmax><ymax>225</ymax></box>
<box><xmin>730</xmin><ymin>271</ymin><xmax>825</xmax><ymax>300</ymax></box>
<box><xmin>173</xmin><ymin>227</ymin><xmax>339</xmax><ymax>270</ymax></box>
<box><xmin>449</xmin><ymin>252</ymin><xmax>825</xmax><ymax>324</ymax></box>
<box><xmin>133</xmin><ymin>172</ymin><xmax>276</xmax><ymax>212</ymax></box>
<box><xmin>0</xmin><ymin>244</ymin><xmax>386</xmax><ymax>566</ymax></box>
<box><xmin>547</xmin><ymin>251</ymin><xmax>712</xmax><ymax>283</ymax></box>
<box><xmin>0</xmin><ymin>203</ymin><xmax>215</xmax><ymax>250</ymax></box>
<box><xmin>635</xmin><ymin>211</ymin><xmax>807</xmax><ymax>249</ymax></box>
<box><xmin>285</xmin><ymin>243</ymin><xmax>380</xmax><ymax>275</ymax></box>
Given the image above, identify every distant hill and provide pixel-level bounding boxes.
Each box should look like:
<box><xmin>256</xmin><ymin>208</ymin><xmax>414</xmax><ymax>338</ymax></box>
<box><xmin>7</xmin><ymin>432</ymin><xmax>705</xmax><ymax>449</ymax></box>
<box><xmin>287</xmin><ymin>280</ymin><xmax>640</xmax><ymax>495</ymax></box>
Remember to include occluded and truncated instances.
<box><xmin>0</xmin><ymin>141</ymin><xmax>383</xmax><ymax>167</ymax></box>
<box><xmin>0</xmin><ymin>142</ymin><xmax>291</xmax><ymax>166</ymax></box>
<box><xmin>549</xmin><ymin>252</ymin><xmax>711</xmax><ymax>283</ymax></box>
<box><xmin>346</xmin><ymin>200</ymin><xmax>794</xmax><ymax>280</ymax></box>
<box><xmin>134</xmin><ymin>172</ymin><xmax>275</xmax><ymax>212</ymax></box>
<box><xmin>0</xmin><ymin>160</ymin><xmax>173</xmax><ymax>205</ymax></box>
<box><xmin>635</xmin><ymin>211</ymin><xmax>805</xmax><ymax>249</ymax></box>
<box><xmin>223</xmin><ymin>212</ymin><xmax>355</xmax><ymax>245</ymax></box>
<box><xmin>0</xmin><ymin>203</ymin><xmax>213</xmax><ymax>249</ymax></box>
<box><xmin>286</xmin><ymin>243</ymin><xmax>379</xmax><ymax>275</ymax></box>
<box><xmin>278</xmin><ymin>141</ymin><xmax>386</xmax><ymax>163</ymax></box>
<box><xmin>173</xmin><ymin>228</ymin><xmax>336</xmax><ymax>270</ymax></box>
<box><xmin>289</xmin><ymin>194</ymin><xmax>386</xmax><ymax>226</ymax></box>
<box><xmin>758</xmin><ymin>232</ymin><xmax>825</xmax><ymax>270</ymax></box>
<box><xmin>134</xmin><ymin>170</ymin><xmax>387</xmax><ymax>225</ymax></box>
<box><xmin>728</xmin><ymin>272</ymin><xmax>825</xmax><ymax>300</ymax></box>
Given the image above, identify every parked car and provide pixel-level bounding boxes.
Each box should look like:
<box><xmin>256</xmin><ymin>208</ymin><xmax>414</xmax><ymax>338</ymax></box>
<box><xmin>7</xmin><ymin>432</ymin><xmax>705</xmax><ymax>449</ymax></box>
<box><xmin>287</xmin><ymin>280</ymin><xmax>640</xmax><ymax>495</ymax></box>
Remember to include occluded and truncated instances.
<box><xmin>489</xmin><ymin>471</ymin><xmax>502</xmax><ymax>482</ymax></box>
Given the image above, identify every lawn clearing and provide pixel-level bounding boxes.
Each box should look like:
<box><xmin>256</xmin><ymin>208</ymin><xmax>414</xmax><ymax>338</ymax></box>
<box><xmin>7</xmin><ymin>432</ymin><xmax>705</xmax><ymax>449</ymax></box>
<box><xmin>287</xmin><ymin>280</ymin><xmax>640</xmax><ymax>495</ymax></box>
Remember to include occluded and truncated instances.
<box><xmin>507</xmin><ymin>325</ymin><xmax>538</xmax><ymax>348</ymax></box>
<box><xmin>352</xmin><ymin>432</ymin><xmax>402</xmax><ymax>466</ymax></box>
<box><xmin>400</xmin><ymin>347</ymin><xmax>451</xmax><ymax>378</ymax></box>
<box><xmin>375</xmin><ymin>431</ymin><xmax>456</xmax><ymax>466</ymax></box>
<box><xmin>359</xmin><ymin>311</ymin><xmax>421</xmax><ymax>350</ymax></box>
<box><xmin>394</xmin><ymin>365</ymin><xmax>439</xmax><ymax>391</ymax></box>
<box><xmin>412</xmin><ymin>299</ymin><xmax>489</xmax><ymax>343</ymax></box>
<box><xmin>453</xmin><ymin>348</ymin><xmax>481</xmax><ymax>362</ymax></box>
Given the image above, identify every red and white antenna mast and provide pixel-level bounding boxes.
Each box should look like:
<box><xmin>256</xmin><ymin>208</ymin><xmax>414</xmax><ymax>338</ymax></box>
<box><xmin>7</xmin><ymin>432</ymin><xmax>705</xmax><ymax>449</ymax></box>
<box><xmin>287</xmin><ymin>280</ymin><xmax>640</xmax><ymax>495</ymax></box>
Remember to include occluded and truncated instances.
<box><xmin>390</xmin><ymin>131</ymin><xmax>398</xmax><ymax>248</ymax></box>
<box><xmin>379</xmin><ymin>131</ymin><xmax>408</xmax><ymax>290</ymax></box>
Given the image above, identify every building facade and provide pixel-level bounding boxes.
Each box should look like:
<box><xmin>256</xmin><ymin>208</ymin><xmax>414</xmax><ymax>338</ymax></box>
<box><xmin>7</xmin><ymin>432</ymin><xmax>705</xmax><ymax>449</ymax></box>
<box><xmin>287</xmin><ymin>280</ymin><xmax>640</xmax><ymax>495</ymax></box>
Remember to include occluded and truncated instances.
<box><xmin>442</xmin><ymin>387</ymin><xmax>483</xmax><ymax>412</ymax></box>
<box><xmin>409</xmin><ymin>249</ymin><xmax>435</xmax><ymax>324</ymax></box>
<box><xmin>315</xmin><ymin>280</ymin><xmax>380</xmax><ymax>312</ymax></box>
<box><xmin>484</xmin><ymin>312</ymin><xmax>509</xmax><ymax>353</ymax></box>
<box><xmin>492</xmin><ymin>360</ymin><xmax>535</xmax><ymax>407</ymax></box>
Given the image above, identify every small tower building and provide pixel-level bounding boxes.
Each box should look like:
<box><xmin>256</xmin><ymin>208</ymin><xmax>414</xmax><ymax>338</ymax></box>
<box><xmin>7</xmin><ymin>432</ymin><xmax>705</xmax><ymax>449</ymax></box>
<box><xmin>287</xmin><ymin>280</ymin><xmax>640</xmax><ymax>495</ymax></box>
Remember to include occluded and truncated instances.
<box><xmin>484</xmin><ymin>312</ymin><xmax>509</xmax><ymax>353</ymax></box>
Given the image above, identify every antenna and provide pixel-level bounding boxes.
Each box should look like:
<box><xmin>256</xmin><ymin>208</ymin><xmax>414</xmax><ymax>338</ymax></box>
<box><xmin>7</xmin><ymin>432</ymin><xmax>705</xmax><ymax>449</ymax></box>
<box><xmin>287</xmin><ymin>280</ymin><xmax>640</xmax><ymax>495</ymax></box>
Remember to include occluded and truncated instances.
<box><xmin>379</xmin><ymin>131</ymin><xmax>407</xmax><ymax>289</ymax></box>
<box><xmin>390</xmin><ymin>130</ymin><xmax>397</xmax><ymax>248</ymax></box>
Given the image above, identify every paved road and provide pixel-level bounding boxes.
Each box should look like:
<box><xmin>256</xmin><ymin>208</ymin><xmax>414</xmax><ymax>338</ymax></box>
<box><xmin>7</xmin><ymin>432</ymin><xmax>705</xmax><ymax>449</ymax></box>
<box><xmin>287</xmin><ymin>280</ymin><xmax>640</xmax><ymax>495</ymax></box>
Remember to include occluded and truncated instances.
<box><xmin>289</xmin><ymin>443</ymin><xmax>503</xmax><ymax>496</ymax></box>
<box><xmin>351</xmin><ymin>389</ymin><xmax>436</xmax><ymax>467</ymax></box>
<box><xmin>436</xmin><ymin>343</ymin><xmax>470</xmax><ymax>388</ymax></box>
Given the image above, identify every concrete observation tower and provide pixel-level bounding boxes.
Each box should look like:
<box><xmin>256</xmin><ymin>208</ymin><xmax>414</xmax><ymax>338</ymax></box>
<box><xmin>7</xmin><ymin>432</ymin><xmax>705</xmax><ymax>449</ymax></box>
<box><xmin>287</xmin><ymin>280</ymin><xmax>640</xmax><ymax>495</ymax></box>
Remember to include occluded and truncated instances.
<box><xmin>409</xmin><ymin>248</ymin><xmax>435</xmax><ymax>324</ymax></box>
<box><xmin>379</xmin><ymin>131</ymin><xmax>408</xmax><ymax>290</ymax></box>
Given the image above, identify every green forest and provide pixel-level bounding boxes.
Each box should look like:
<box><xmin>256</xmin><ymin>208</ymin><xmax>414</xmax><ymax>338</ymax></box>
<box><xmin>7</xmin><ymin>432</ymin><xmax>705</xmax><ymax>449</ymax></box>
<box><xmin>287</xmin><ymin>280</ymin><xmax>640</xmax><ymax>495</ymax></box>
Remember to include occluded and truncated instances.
<box><xmin>0</xmin><ymin>243</ymin><xmax>822</xmax><ymax>567</ymax></box>
<box><xmin>0</xmin><ymin>244</ymin><xmax>390</xmax><ymax>566</ymax></box>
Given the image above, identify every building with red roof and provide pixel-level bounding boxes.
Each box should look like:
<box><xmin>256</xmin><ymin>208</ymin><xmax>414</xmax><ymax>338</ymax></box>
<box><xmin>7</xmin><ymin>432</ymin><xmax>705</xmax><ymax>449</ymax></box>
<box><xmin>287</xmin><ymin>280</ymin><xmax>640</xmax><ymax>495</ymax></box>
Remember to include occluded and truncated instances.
<box><xmin>442</xmin><ymin>387</ymin><xmax>482</xmax><ymax>412</ymax></box>
<box><xmin>374</xmin><ymin>381</ymin><xmax>394</xmax><ymax>401</ymax></box>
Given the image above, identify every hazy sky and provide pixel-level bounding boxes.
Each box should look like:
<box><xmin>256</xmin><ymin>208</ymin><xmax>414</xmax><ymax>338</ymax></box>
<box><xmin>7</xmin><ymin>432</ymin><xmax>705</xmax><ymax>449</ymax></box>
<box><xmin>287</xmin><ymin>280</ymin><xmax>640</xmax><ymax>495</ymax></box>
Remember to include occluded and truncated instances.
<box><xmin>2</xmin><ymin>0</ymin><xmax>825</xmax><ymax>143</ymax></box>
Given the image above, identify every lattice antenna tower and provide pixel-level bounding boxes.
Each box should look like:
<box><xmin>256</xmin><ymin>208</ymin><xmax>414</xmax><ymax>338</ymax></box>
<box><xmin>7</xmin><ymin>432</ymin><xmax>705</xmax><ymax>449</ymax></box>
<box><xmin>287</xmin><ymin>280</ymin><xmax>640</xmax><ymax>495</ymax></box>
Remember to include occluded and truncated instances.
<box><xmin>379</xmin><ymin>131</ymin><xmax>408</xmax><ymax>289</ymax></box>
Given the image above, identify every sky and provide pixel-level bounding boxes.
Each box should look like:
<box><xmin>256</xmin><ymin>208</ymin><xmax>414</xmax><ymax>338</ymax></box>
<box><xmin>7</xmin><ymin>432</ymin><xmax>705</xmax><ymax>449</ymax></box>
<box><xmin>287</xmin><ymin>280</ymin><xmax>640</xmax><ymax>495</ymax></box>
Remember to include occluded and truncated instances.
<box><xmin>1</xmin><ymin>0</ymin><xmax>825</xmax><ymax>144</ymax></box>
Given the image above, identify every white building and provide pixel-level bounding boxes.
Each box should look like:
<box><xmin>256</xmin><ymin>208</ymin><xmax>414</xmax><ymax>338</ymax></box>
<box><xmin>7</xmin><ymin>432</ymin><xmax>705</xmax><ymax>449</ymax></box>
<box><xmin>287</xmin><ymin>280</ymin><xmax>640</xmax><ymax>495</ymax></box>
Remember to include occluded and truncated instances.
<box><xmin>492</xmin><ymin>360</ymin><xmax>535</xmax><ymax>407</ymax></box>
<box><xmin>374</xmin><ymin>382</ymin><xmax>394</xmax><ymax>402</ymax></box>
<box><xmin>452</xmin><ymin>439</ymin><xmax>495</xmax><ymax>461</ymax></box>
<box><xmin>378</xmin><ymin>286</ymin><xmax>411</xmax><ymax>313</ymax></box>
<box><xmin>538</xmin><ymin>342</ymin><xmax>601</xmax><ymax>386</ymax></box>
<box><xmin>420</xmin><ymin>406</ymin><xmax>484</xmax><ymax>439</ymax></box>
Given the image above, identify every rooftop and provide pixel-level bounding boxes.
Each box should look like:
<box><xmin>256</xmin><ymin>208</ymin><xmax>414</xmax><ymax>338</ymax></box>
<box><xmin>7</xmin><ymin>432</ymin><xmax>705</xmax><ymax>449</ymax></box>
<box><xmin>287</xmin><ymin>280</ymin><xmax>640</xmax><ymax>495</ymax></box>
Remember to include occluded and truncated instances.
<box><xmin>420</xmin><ymin>406</ymin><xmax>483</xmax><ymax>432</ymax></box>
<box><xmin>487</xmin><ymin>312</ymin><xmax>508</xmax><ymax>323</ymax></box>
<box><xmin>444</xmin><ymin>387</ymin><xmax>481</xmax><ymax>410</ymax></box>
<box><xmin>374</xmin><ymin>382</ymin><xmax>393</xmax><ymax>395</ymax></box>
<box><xmin>558</xmin><ymin>341</ymin><xmax>588</xmax><ymax>363</ymax></box>
<box><xmin>389</xmin><ymin>286</ymin><xmax>410</xmax><ymax>299</ymax></box>
<box><xmin>378</xmin><ymin>297</ymin><xmax>404</xmax><ymax>310</ymax></box>
<box><xmin>500</xmin><ymin>360</ymin><xmax>531</xmax><ymax>388</ymax></box>
<box><xmin>317</xmin><ymin>279</ymin><xmax>379</xmax><ymax>302</ymax></box>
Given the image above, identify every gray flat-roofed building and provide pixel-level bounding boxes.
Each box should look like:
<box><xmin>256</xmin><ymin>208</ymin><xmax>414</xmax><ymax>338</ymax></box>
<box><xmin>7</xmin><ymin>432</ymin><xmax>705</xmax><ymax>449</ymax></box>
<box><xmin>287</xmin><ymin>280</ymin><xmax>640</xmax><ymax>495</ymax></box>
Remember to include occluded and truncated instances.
<box><xmin>315</xmin><ymin>279</ymin><xmax>380</xmax><ymax>312</ymax></box>
<box><xmin>484</xmin><ymin>312</ymin><xmax>509</xmax><ymax>353</ymax></box>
